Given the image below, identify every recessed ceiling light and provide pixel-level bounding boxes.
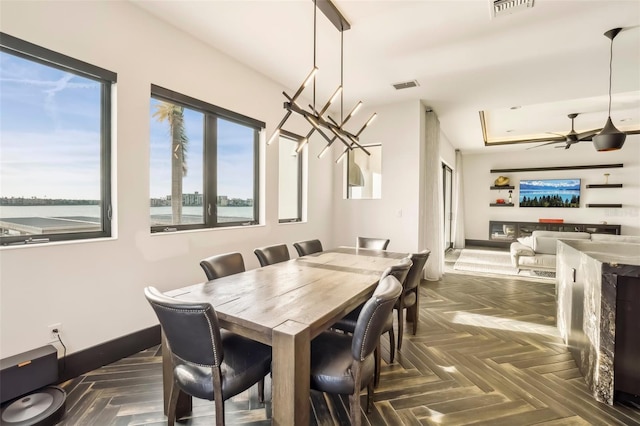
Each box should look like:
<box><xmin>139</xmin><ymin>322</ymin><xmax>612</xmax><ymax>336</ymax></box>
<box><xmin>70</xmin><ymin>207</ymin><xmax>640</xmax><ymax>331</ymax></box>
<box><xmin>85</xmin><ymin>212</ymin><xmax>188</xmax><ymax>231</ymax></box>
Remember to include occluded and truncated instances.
<box><xmin>510</xmin><ymin>106</ymin><xmax>521</xmax><ymax>110</ymax></box>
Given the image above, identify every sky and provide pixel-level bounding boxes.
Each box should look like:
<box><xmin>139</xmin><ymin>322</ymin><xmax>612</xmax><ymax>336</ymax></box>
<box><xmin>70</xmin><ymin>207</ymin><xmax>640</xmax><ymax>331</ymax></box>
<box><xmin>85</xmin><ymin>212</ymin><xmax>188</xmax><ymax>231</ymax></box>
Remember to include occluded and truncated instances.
<box><xmin>1</xmin><ymin>51</ymin><xmax>101</xmax><ymax>199</ymax></box>
<box><xmin>1</xmin><ymin>50</ymin><xmax>255</xmax><ymax>201</ymax></box>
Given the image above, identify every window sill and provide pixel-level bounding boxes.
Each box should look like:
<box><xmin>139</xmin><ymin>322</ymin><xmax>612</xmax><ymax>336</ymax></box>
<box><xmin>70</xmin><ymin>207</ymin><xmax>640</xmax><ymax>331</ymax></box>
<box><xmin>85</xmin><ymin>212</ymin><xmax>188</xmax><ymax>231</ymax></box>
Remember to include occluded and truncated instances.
<box><xmin>150</xmin><ymin>222</ymin><xmax>265</xmax><ymax>236</ymax></box>
<box><xmin>0</xmin><ymin>235</ymin><xmax>117</xmax><ymax>251</ymax></box>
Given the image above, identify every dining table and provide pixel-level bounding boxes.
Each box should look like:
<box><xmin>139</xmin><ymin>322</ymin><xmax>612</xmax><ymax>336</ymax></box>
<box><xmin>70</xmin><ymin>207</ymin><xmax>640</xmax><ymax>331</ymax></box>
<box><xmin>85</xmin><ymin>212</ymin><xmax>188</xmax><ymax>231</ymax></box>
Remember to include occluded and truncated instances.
<box><xmin>162</xmin><ymin>246</ymin><xmax>407</xmax><ymax>425</ymax></box>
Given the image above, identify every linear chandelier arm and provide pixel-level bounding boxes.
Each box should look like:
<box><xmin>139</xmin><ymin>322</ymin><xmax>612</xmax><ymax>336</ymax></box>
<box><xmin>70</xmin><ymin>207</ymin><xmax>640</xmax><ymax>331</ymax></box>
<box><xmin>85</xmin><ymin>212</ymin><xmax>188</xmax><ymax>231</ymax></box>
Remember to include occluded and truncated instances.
<box><xmin>327</xmin><ymin>126</ymin><xmax>354</xmax><ymax>149</ymax></box>
<box><xmin>345</xmin><ymin>134</ymin><xmax>371</xmax><ymax>156</ymax></box>
<box><xmin>290</xmin><ymin>67</ymin><xmax>319</xmax><ymax>104</ymax></box>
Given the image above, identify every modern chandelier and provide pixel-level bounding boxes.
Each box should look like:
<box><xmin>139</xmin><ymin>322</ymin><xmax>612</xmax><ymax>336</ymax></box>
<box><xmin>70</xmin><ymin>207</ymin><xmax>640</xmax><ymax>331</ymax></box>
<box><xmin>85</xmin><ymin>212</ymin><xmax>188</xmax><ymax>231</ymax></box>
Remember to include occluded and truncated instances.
<box><xmin>593</xmin><ymin>27</ymin><xmax>626</xmax><ymax>152</ymax></box>
<box><xmin>266</xmin><ymin>0</ymin><xmax>376</xmax><ymax>162</ymax></box>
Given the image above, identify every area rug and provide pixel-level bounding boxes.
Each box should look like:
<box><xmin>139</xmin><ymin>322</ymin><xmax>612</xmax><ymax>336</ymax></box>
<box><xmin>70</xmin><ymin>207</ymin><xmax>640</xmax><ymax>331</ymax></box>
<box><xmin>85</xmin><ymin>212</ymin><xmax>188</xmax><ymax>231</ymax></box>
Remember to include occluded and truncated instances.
<box><xmin>452</xmin><ymin>248</ymin><xmax>555</xmax><ymax>279</ymax></box>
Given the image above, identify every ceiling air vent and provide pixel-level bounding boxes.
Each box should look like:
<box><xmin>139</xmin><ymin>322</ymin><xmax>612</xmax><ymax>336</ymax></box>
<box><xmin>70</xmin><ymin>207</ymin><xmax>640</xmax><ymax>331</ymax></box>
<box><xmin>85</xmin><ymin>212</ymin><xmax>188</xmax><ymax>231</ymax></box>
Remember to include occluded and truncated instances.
<box><xmin>491</xmin><ymin>0</ymin><xmax>534</xmax><ymax>18</ymax></box>
<box><xmin>393</xmin><ymin>80</ymin><xmax>419</xmax><ymax>90</ymax></box>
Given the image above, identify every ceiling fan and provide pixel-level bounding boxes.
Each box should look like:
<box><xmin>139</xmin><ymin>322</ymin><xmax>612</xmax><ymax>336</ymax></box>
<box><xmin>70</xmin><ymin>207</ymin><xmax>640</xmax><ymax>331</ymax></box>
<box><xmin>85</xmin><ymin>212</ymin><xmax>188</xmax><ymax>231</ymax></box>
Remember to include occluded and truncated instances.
<box><xmin>528</xmin><ymin>113</ymin><xmax>600</xmax><ymax>150</ymax></box>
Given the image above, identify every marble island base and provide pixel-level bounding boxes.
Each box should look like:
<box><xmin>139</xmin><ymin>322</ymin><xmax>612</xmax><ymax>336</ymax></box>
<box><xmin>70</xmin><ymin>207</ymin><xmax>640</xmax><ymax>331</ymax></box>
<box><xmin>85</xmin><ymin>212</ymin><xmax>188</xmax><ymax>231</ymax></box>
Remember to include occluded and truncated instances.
<box><xmin>556</xmin><ymin>240</ymin><xmax>640</xmax><ymax>405</ymax></box>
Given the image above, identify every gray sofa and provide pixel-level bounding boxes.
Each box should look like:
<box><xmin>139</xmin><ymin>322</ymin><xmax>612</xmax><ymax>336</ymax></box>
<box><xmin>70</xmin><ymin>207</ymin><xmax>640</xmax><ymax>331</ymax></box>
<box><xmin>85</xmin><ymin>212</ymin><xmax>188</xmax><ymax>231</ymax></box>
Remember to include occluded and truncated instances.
<box><xmin>510</xmin><ymin>231</ymin><xmax>640</xmax><ymax>272</ymax></box>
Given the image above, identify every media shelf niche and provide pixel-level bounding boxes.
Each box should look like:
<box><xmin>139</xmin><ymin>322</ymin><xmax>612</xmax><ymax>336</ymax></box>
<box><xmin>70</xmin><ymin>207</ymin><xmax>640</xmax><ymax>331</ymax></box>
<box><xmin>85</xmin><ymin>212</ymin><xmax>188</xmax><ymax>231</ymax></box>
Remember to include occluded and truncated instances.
<box><xmin>489</xmin><ymin>185</ymin><xmax>514</xmax><ymax>207</ymax></box>
<box><xmin>489</xmin><ymin>221</ymin><xmax>621</xmax><ymax>244</ymax></box>
<box><xmin>585</xmin><ymin>183</ymin><xmax>623</xmax><ymax>208</ymax></box>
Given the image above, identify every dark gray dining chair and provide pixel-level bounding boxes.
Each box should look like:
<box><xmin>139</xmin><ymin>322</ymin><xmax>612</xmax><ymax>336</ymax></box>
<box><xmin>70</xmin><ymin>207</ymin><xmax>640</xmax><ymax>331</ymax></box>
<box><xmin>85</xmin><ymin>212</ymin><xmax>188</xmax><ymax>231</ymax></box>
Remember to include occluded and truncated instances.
<box><xmin>332</xmin><ymin>257</ymin><xmax>412</xmax><ymax>386</ymax></box>
<box><xmin>310</xmin><ymin>275</ymin><xmax>402</xmax><ymax>426</ymax></box>
<box><xmin>199</xmin><ymin>252</ymin><xmax>245</xmax><ymax>281</ymax></box>
<box><xmin>395</xmin><ymin>250</ymin><xmax>430</xmax><ymax>350</ymax></box>
<box><xmin>144</xmin><ymin>287</ymin><xmax>271</xmax><ymax>426</ymax></box>
<box><xmin>254</xmin><ymin>243</ymin><xmax>290</xmax><ymax>267</ymax></box>
<box><xmin>357</xmin><ymin>236</ymin><xmax>390</xmax><ymax>250</ymax></box>
<box><xmin>293</xmin><ymin>239</ymin><xmax>323</xmax><ymax>257</ymax></box>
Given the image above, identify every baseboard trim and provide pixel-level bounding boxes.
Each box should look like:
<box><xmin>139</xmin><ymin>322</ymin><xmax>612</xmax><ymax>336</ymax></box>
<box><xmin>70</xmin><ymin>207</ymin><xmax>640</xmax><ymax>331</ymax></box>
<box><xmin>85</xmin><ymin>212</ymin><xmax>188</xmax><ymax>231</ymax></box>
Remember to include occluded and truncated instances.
<box><xmin>57</xmin><ymin>325</ymin><xmax>160</xmax><ymax>382</ymax></box>
<box><xmin>465</xmin><ymin>239</ymin><xmax>510</xmax><ymax>249</ymax></box>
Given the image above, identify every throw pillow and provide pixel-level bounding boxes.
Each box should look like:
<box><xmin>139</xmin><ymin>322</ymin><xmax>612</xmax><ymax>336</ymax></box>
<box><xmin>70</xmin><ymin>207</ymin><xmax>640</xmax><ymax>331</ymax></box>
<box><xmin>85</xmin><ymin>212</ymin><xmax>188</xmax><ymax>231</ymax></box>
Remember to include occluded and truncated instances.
<box><xmin>512</xmin><ymin>243</ymin><xmax>535</xmax><ymax>257</ymax></box>
<box><xmin>517</xmin><ymin>236</ymin><xmax>533</xmax><ymax>248</ymax></box>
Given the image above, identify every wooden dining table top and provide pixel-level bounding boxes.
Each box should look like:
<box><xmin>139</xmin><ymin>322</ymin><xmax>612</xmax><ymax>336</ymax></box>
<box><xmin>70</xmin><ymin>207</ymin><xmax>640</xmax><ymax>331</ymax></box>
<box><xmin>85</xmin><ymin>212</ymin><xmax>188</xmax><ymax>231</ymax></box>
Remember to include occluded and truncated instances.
<box><xmin>165</xmin><ymin>246</ymin><xmax>407</xmax><ymax>345</ymax></box>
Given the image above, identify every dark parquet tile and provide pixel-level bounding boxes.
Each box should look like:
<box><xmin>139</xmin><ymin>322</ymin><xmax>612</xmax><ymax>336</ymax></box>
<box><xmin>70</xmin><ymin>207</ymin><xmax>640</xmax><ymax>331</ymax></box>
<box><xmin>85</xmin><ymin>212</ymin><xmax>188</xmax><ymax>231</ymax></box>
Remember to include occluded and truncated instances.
<box><xmin>55</xmin><ymin>271</ymin><xmax>640</xmax><ymax>425</ymax></box>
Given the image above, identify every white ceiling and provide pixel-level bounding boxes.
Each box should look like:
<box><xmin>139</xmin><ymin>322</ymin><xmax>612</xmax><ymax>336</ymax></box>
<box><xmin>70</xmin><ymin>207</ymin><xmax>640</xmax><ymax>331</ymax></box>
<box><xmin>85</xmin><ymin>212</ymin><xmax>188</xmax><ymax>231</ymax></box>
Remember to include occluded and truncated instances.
<box><xmin>130</xmin><ymin>0</ymin><xmax>640</xmax><ymax>153</ymax></box>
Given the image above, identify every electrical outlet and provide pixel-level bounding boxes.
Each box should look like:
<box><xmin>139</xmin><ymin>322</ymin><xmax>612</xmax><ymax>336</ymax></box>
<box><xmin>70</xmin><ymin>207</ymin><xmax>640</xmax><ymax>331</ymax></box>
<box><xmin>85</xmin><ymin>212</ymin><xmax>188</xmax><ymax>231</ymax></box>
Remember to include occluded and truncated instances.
<box><xmin>48</xmin><ymin>323</ymin><xmax>62</xmax><ymax>343</ymax></box>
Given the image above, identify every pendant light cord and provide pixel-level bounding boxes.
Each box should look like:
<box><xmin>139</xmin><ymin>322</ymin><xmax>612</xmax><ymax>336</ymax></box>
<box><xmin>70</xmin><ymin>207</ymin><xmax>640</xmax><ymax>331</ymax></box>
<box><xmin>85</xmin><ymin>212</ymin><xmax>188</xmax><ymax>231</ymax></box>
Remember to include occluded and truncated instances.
<box><xmin>341</xmin><ymin>29</ymin><xmax>344</xmax><ymax>122</ymax></box>
<box><xmin>607</xmin><ymin>36</ymin><xmax>613</xmax><ymax>117</ymax></box>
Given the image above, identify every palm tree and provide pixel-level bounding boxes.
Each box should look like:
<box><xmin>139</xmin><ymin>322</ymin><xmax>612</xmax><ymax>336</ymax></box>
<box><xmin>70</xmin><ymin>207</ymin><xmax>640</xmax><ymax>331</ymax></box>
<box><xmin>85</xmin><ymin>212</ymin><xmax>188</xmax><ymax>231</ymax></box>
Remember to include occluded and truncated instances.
<box><xmin>153</xmin><ymin>102</ymin><xmax>188</xmax><ymax>224</ymax></box>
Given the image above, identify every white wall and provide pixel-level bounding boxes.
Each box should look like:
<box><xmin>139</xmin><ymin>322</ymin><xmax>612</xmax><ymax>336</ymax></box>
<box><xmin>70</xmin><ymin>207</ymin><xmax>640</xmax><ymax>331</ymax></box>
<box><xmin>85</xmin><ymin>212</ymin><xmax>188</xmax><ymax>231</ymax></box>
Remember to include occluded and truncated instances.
<box><xmin>0</xmin><ymin>1</ymin><xmax>335</xmax><ymax>358</ymax></box>
<box><xmin>331</xmin><ymin>100</ymin><xmax>424</xmax><ymax>252</ymax></box>
<box><xmin>462</xmin><ymin>135</ymin><xmax>640</xmax><ymax>241</ymax></box>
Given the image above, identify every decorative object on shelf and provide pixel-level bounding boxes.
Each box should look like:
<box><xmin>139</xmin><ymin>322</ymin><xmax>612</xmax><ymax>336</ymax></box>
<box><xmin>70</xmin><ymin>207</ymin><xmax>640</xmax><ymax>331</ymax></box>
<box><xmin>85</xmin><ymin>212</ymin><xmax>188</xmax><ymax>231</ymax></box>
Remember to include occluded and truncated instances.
<box><xmin>266</xmin><ymin>0</ymin><xmax>376</xmax><ymax>163</ymax></box>
<box><xmin>496</xmin><ymin>198</ymin><xmax>505</xmax><ymax>204</ymax></box>
<box><xmin>494</xmin><ymin>176</ymin><xmax>510</xmax><ymax>186</ymax></box>
<box><xmin>593</xmin><ymin>28</ymin><xmax>626</xmax><ymax>152</ymax></box>
<box><xmin>508</xmin><ymin>190</ymin><xmax>513</xmax><ymax>204</ymax></box>
<box><xmin>604</xmin><ymin>173</ymin><xmax>610</xmax><ymax>184</ymax></box>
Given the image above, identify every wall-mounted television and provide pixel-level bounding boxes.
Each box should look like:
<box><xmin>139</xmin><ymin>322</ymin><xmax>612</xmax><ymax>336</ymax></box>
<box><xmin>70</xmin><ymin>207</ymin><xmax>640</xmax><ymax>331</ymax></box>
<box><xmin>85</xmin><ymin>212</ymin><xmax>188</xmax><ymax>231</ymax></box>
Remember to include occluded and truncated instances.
<box><xmin>519</xmin><ymin>178</ymin><xmax>581</xmax><ymax>208</ymax></box>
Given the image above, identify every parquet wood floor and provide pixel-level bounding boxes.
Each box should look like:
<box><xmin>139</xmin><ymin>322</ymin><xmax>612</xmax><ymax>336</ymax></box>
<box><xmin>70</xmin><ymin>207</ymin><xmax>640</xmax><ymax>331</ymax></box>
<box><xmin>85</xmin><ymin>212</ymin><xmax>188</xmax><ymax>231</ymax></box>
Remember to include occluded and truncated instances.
<box><xmin>58</xmin><ymin>271</ymin><xmax>640</xmax><ymax>425</ymax></box>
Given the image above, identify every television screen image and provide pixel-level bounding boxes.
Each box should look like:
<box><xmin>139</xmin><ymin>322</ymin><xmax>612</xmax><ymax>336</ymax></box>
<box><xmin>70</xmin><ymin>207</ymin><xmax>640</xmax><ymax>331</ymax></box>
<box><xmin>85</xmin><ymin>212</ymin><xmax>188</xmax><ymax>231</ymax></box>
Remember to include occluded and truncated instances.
<box><xmin>519</xmin><ymin>178</ymin><xmax>581</xmax><ymax>208</ymax></box>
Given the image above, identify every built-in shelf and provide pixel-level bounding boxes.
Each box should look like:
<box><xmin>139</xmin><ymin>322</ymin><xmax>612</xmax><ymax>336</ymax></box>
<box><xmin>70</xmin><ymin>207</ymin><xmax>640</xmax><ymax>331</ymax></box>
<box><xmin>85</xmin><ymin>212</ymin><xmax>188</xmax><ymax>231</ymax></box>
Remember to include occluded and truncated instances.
<box><xmin>586</xmin><ymin>184</ymin><xmax>623</xmax><ymax>188</ymax></box>
<box><xmin>587</xmin><ymin>204</ymin><xmax>623</xmax><ymax>208</ymax></box>
<box><xmin>490</xmin><ymin>185</ymin><xmax>514</xmax><ymax>190</ymax></box>
<box><xmin>490</xmin><ymin>164</ymin><xmax>623</xmax><ymax>173</ymax></box>
<box><xmin>490</xmin><ymin>203</ymin><xmax>514</xmax><ymax>207</ymax></box>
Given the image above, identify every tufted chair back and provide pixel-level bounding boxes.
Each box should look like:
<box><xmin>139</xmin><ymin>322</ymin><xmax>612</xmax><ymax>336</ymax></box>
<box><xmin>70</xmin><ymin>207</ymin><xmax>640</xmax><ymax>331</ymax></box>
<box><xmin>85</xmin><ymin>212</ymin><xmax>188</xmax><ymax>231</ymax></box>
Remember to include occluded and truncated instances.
<box><xmin>380</xmin><ymin>257</ymin><xmax>413</xmax><ymax>285</ymax></box>
<box><xmin>357</xmin><ymin>237</ymin><xmax>390</xmax><ymax>250</ymax></box>
<box><xmin>351</xmin><ymin>275</ymin><xmax>402</xmax><ymax>361</ymax></box>
<box><xmin>404</xmin><ymin>250</ymin><xmax>430</xmax><ymax>291</ymax></box>
<box><xmin>254</xmin><ymin>244</ymin><xmax>290</xmax><ymax>267</ymax></box>
<box><xmin>200</xmin><ymin>252</ymin><xmax>246</xmax><ymax>281</ymax></box>
<box><xmin>293</xmin><ymin>239</ymin><xmax>323</xmax><ymax>257</ymax></box>
<box><xmin>144</xmin><ymin>287</ymin><xmax>223</xmax><ymax>367</ymax></box>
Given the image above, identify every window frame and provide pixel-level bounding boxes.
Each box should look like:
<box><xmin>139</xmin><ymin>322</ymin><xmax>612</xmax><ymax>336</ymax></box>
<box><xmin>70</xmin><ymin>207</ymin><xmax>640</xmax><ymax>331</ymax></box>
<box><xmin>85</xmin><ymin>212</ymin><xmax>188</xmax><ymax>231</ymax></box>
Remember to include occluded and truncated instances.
<box><xmin>278</xmin><ymin>130</ymin><xmax>303</xmax><ymax>223</ymax></box>
<box><xmin>0</xmin><ymin>33</ymin><xmax>115</xmax><ymax>246</ymax></box>
<box><xmin>150</xmin><ymin>85</ymin><xmax>263</xmax><ymax>233</ymax></box>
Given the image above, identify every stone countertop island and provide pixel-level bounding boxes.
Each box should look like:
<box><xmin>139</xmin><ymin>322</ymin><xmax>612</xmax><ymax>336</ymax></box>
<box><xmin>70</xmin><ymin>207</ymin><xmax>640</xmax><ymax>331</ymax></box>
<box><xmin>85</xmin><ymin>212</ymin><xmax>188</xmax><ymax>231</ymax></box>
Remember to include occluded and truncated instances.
<box><xmin>556</xmin><ymin>239</ymin><xmax>640</xmax><ymax>405</ymax></box>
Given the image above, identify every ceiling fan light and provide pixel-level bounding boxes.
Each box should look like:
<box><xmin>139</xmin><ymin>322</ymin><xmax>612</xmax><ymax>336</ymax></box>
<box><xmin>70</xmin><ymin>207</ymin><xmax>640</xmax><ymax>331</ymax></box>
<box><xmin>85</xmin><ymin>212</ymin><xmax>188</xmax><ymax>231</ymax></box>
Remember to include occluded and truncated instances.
<box><xmin>593</xmin><ymin>117</ymin><xmax>626</xmax><ymax>151</ymax></box>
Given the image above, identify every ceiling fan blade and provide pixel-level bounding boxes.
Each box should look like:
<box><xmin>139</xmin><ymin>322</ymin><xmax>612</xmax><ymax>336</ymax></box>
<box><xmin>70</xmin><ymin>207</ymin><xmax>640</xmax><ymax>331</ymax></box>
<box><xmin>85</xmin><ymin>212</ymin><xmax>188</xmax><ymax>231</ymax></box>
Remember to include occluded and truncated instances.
<box><xmin>527</xmin><ymin>140</ymin><xmax>564</xmax><ymax>150</ymax></box>
<box><xmin>577</xmin><ymin>128</ymin><xmax>601</xmax><ymax>141</ymax></box>
<box><xmin>546</xmin><ymin>132</ymin><xmax>566</xmax><ymax>138</ymax></box>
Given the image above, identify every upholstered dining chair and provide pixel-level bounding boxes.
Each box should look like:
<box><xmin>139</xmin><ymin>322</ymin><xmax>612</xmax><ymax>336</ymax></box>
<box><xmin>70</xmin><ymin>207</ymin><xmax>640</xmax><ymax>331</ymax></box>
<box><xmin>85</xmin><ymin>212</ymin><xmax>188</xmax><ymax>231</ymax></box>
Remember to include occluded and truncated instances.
<box><xmin>357</xmin><ymin>236</ymin><xmax>390</xmax><ymax>250</ymax></box>
<box><xmin>199</xmin><ymin>252</ymin><xmax>246</xmax><ymax>281</ymax></box>
<box><xmin>332</xmin><ymin>257</ymin><xmax>412</xmax><ymax>386</ymax></box>
<box><xmin>310</xmin><ymin>275</ymin><xmax>402</xmax><ymax>426</ymax></box>
<box><xmin>395</xmin><ymin>250</ymin><xmax>431</xmax><ymax>351</ymax></box>
<box><xmin>293</xmin><ymin>239</ymin><xmax>323</xmax><ymax>257</ymax></box>
<box><xmin>254</xmin><ymin>243</ymin><xmax>290</xmax><ymax>267</ymax></box>
<box><xmin>144</xmin><ymin>287</ymin><xmax>272</xmax><ymax>426</ymax></box>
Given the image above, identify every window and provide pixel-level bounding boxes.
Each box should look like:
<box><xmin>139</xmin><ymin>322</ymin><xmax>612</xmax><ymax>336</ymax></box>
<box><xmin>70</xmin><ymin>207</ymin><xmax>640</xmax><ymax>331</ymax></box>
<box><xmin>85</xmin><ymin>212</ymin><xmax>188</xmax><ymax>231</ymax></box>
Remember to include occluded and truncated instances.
<box><xmin>278</xmin><ymin>132</ymin><xmax>302</xmax><ymax>223</ymax></box>
<box><xmin>347</xmin><ymin>144</ymin><xmax>382</xmax><ymax>199</ymax></box>
<box><xmin>150</xmin><ymin>85</ymin><xmax>263</xmax><ymax>232</ymax></box>
<box><xmin>0</xmin><ymin>33</ymin><xmax>115</xmax><ymax>245</ymax></box>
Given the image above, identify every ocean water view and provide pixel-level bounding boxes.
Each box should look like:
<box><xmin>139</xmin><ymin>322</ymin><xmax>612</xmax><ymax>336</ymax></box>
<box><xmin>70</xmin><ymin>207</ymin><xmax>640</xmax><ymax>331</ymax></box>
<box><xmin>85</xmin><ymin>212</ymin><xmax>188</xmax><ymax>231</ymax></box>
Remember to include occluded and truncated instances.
<box><xmin>0</xmin><ymin>205</ymin><xmax>253</xmax><ymax>221</ymax></box>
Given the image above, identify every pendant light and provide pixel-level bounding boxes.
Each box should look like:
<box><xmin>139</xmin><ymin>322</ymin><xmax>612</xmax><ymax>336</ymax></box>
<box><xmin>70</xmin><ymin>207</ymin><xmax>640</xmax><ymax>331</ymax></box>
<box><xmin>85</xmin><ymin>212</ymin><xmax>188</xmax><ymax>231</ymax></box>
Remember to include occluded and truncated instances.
<box><xmin>266</xmin><ymin>0</ymin><xmax>375</xmax><ymax>161</ymax></box>
<box><xmin>593</xmin><ymin>28</ymin><xmax>626</xmax><ymax>152</ymax></box>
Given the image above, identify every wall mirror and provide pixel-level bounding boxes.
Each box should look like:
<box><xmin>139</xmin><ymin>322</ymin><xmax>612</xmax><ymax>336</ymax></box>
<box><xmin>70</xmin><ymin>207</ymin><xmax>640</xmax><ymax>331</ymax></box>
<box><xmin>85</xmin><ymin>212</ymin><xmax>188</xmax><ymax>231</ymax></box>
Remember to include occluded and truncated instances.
<box><xmin>346</xmin><ymin>144</ymin><xmax>382</xmax><ymax>199</ymax></box>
